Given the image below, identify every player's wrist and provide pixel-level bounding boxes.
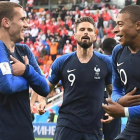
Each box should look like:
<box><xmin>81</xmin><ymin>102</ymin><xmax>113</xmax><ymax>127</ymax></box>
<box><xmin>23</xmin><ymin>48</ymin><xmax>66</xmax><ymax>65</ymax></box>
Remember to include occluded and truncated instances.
<box><xmin>22</xmin><ymin>64</ymin><xmax>29</xmax><ymax>76</ymax></box>
<box><xmin>124</xmin><ymin>107</ymin><xmax>129</xmax><ymax>117</ymax></box>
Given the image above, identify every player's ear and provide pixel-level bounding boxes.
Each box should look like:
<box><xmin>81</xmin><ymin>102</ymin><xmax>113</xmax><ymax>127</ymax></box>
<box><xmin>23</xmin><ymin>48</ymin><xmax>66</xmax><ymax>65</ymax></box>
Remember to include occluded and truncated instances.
<box><xmin>136</xmin><ymin>21</ymin><xmax>140</xmax><ymax>31</ymax></box>
<box><xmin>1</xmin><ymin>17</ymin><xmax>10</xmax><ymax>28</ymax></box>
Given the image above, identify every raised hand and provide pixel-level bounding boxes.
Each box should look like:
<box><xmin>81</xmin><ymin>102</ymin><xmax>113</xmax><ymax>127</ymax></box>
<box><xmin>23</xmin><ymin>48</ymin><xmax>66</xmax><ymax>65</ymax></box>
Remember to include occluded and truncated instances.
<box><xmin>10</xmin><ymin>55</ymin><xmax>29</xmax><ymax>76</ymax></box>
<box><xmin>118</xmin><ymin>88</ymin><xmax>140</xmax><ymax>107</ymax></box>
<box><xmin>102</xmin><ymin>98</ymin><xmax>125</xmax><ymax>118</ymax></box>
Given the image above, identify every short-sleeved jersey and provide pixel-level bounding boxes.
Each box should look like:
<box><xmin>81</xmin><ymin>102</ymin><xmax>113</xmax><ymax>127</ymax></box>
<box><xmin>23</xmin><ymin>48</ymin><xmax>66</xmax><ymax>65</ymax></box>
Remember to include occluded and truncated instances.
<box><xmin>47</xmin><ymin>51</ymin><xmax>112</xmax><ymax>135</ymax></box>
<box><xmin>112</xmin><ymin>44</ymin><xmax>140</xmax><ymax>133</ymax></box>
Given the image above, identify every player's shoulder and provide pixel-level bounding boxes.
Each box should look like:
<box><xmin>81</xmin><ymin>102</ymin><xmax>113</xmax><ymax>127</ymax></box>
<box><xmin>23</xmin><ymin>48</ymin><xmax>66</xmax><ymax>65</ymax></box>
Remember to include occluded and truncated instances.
<box><xmin>15</xmin><ymin>43</ymin><xmax>29</xmax><ymax>49</ymax></box>
<box><xmin>94</xmin><ymin>51</ymin><xmax>112</xmax><ymax>72</ymax></box>
<box><xmin>0</xmin><ymin>41</ymin><xmax>7</xmax><ymax>51</ymax></box>
<box><xmin>112</xmin><ymin>44</ymin><xmax>123</xmax><ymax>58</ymax></box>
<box><xmin>94</xmin><ymin>51</ymin><xmax>111</xmax><ymax>63</ymax></box>
<box><xmin>54</xmin><ymin>52</ymin><xmax>76</xmax><ymax>64</ymax></box>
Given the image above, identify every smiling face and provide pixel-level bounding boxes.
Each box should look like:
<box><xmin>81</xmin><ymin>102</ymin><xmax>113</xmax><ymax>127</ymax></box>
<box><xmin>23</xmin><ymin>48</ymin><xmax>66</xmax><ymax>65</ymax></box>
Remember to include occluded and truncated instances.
<box><xmin>8</xmin><ymin>7</ymin><xmax>28</xmax><ymax>43</ymax></box>
<box><xmin>74</xmin><ymin>22</ymin><xmax>96</xmax><ymax>49</ymax></box>
<box><xmin>113</xmin><ymin>12</ymin><xmax>138</xmax><ymax>46</ymax></box>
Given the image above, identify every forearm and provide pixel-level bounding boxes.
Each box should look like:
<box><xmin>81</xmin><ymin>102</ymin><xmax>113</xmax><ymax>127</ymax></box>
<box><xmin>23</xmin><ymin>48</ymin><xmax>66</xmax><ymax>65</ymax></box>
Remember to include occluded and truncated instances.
<box><xmin>129</xmin><ymin>105</ymin><xmax>140</xmax><ymax>118</ymax></box>
<box><xmin>111</xmin><ymin>86</ymin><xmax>124</xmax><ymax>102</ymax></box>
<box><xmin>23</xmin><ymin>65</ymin><xmax>50</xmax><ymax>97</ymax></box>
<box><xmin>38</xmin><ymin>95</ymin><xmax>46</xmax><ymax>104</ymax></box>
<box><xmin>0</xmin><ymin>75</ymin><xmax>29</xmax><ymax>95</ymax></box>
<box><xmin>30</xmin><ymin>90</ymin><xmax>38</xmax><ymax>106</ymax></box>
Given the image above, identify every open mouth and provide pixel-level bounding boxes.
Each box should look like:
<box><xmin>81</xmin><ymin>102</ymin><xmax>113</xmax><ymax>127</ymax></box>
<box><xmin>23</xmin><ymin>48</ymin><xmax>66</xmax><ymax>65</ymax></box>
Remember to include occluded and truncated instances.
<box><xmin>82</xmin><ymin>36</ymin><xmax>90</xmax><ymax>41</ymax></box>
<box><xmin>116</xmin><ymin>35</ymin><xmax>123</xmax><ymax>42</ymax></box>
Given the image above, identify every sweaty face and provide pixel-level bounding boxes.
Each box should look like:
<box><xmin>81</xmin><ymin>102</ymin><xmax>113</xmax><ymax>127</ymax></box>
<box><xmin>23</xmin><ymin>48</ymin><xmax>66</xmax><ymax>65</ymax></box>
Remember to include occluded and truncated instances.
<box><xmin>113</xmin><ymin>13</ymin><xmax>137</xmax><ymax>46</ymax></box>
<box><xmin>8</xmin><ymin>7</ymin><xmax>28</xmax><ymax>43</ymax></box>
<box><xmin>75</xmin><ymin>22</ymin><xmax>96</xmax><ymax>49</ymax></box>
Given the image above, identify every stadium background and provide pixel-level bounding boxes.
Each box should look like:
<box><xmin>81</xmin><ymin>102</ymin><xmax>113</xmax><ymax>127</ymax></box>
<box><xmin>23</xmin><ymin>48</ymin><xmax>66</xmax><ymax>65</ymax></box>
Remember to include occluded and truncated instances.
<box><xmin>6</xmin><ymin>0</ymin><xmax>139</xmax><ymax>139</ymax></box>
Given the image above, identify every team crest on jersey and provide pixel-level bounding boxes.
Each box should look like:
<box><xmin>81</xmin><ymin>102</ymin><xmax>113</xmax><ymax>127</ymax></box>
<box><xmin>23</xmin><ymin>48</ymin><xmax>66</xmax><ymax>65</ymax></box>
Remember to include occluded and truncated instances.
<box><xmin>94</xmin><ymin>65</ymin><xmax>100</xmax><ymax>79</ymax></box>
<box><xmin>49</xmin><ymin>68</ymin><xmax>52</xmax><ymax>77</ymax></box>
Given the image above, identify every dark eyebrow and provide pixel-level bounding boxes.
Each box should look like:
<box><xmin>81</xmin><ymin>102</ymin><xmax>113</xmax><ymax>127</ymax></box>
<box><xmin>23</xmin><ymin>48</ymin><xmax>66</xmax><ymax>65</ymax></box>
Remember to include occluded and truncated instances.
<box><xmin>116</xmin><ymin>21</ymin><xmax>123</xmax><ymax>24</ymax></box>
<box><xmin>20</xmin><ymin>17</ymin><xmax>26</xmax><ymax>20</ymax></box>
<box><xmin>79</xmin><ymin>27</ymin><xmax>93</xmax><ymax>30</ymax></box>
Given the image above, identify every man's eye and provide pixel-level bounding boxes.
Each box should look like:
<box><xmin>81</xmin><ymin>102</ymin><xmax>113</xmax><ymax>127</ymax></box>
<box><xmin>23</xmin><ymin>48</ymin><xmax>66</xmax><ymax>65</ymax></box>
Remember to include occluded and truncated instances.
<box><xmin>119</xmin><ymin>24</ymin><xmax>123</xmax><ymax>27</ymax></box>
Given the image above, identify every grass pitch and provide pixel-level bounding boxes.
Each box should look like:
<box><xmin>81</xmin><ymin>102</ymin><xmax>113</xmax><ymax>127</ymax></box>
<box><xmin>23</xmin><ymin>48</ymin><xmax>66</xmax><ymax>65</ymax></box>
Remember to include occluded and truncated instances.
<box><xmin>35</xmin><ymin>138</ymin><xmax>104</xmax><ymax>140</ymax></box>
<box><xmin>35</xmin><ymin>138</ymin><xmax>53</xmax><ymax>140</ymax></box>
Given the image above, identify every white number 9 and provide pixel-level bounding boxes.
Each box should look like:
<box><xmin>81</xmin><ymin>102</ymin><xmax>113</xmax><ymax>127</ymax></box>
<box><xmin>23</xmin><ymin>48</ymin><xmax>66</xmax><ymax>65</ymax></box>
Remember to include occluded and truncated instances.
<box><xmin>68</xmin><ymin>74</ymin><xmax>75</xmax><ymax>86</ymax></box>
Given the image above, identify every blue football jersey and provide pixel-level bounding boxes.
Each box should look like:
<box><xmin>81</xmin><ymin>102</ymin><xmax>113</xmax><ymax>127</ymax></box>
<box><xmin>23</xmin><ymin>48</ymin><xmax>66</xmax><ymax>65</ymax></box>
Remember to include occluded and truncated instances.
<box><xmin>48</xmin><ymin>51</ymin><xmax>112</xmax><ymax>134</ymax></box>
<box><xmin>112</xmin><ymin>44</ymin><xmax>140</xmax><ymax>132</ymax></box>
<box><xmin>0</xmin><ymin>41</ymin><xmax>49</xmax><ymax>140</ymax></box>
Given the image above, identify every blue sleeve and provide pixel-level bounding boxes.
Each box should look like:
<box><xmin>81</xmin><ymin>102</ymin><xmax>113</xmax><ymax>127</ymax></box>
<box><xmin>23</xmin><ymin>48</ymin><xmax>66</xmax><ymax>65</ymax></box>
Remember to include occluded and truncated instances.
<box><xmin>129</xmin><ymin>105</ymin><xmax>140</xmax><ymax>118</ymax></box>
<box><xmin>20</xmin><ymin>44</ymin><xmax>50</xmax><ymax>97</ymax></box>
<box><xmin>0</xmin><ymin>42</ymin><xmax>29</xmax><ymax>95</ymax></box>
<box><xmin>47</xmin><ymin>52</ymin><xmax>75</xmax><ymax>84</ymax></box>
<box><xmin>111</xmin><ymin>44</ymin><xmax>124</xmax><ymax>102</ymax></box>
<box><xmin>94</xmin><ymin>51</ymin><xmax>112</xmax><ymax>85</ymax></box>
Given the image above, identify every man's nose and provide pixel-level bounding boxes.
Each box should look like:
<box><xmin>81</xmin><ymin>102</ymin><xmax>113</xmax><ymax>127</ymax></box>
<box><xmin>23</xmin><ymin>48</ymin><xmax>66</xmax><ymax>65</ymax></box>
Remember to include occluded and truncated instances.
<box><xmin>113</xmin><ymin>26</ymin><xmax>119</xmax><ymax>34</ymax></box>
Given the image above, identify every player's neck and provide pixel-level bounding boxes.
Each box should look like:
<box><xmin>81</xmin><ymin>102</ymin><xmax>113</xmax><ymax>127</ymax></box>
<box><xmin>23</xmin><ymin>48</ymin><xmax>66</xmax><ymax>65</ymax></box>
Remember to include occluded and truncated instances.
<box><xmin>0</xmin><ymin>37</ymin><xmax>15</xmax><ymax>52</ymax></box>
<box><xmin>128</xmin><ymin>45</ymin><xmax>140</xmax><ymax>54</ymax></box>
<box><xmin>0</xmin><ymin>31</ymin><xmax>15</xmax><ymax>53</ymax></box>
<box><xmin>77</xmin><ymin>46</ymin><xmax>93</xmax><ymax>63</ymax></box>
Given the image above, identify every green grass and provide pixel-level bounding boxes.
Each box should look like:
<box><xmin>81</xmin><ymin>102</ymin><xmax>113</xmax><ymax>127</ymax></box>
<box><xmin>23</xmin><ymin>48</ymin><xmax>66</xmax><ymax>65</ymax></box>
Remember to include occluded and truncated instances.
<box><xmin>35</xmin><ymin>138</ymin><xmax>104</xmax><ymax>140</ymax></box>
<box><xmin>35</xmin><ymin>138</ymin><xmax>53</xmax><ymax>140</ymax></box>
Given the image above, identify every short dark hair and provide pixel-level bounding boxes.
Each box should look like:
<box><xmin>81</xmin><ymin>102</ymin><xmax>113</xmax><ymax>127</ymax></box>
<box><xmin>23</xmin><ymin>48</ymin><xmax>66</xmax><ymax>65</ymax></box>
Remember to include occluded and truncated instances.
<box><xmin>119</xmin><ymin>5</ymin><xmax>140</xmax><ymax>23</ymax></box>
<box><xmin>0</xmin><ymin>1</ymin><xmax>23</xmax><ymax>25</ymax></box>
<box><xmin>75</xmin><ymin>16</ymin><xmax>95</xmax><ymax>32</ymax></box>
<box><xmin>102</xmin><ymin>38</ymin><xmax>117</xmax><ymax>55</ymax></box>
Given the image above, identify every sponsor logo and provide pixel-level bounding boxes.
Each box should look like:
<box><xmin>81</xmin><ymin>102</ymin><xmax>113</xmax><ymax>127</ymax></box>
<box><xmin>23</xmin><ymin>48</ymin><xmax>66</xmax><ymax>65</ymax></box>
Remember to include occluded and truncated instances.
<box><xmin>67</xmin><ymin>69</ymin><xmax>76</xmax><ymax>73</ymax></box>
<box><xmin>117</xmin><ymin>62</ymin><xmax>124</xmax><ymax>66</ymax></box>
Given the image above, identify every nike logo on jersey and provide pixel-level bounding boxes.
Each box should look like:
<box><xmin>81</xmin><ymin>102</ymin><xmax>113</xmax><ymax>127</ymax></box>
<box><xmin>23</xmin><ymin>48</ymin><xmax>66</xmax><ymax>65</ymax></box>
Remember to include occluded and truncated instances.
<box><xmin>67</xmin><ymin>69</ymin><xmax>76</xmax><ymax>73</ymax></box>
<box><xmin>117</xmin><ymin>62</ymin><xmax>124</xmax><ymax>66</ymax></box>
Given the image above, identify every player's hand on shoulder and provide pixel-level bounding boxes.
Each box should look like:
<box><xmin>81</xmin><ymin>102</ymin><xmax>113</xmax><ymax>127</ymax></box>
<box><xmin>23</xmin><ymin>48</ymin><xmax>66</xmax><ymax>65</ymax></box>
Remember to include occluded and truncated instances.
<box><xmin>102</xmin><ymin>98</ymin><xmax>125</xmax><ymax>118</ymax></box>
<box><xmin>10</xmin><ymin>55</ymin><xmax>29</xmax><ymax>76</ymax></box>
<box><xmin>118</xmin><ymin>87</ymin><xmax>140</xmax><ymax>107</ymax></box>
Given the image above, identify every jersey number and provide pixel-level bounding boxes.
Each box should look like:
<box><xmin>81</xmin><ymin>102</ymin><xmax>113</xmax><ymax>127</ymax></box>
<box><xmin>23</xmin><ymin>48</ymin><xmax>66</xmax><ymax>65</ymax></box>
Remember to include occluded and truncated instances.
<box><xmin>68</xmin><ymin>74</ymin><xmax>75</xmax><ymax>86</ymax></box>
<box><xmin>118</xmin><ymin>69</ymin><xmax>127</xmax><ymax>85</ymax></box>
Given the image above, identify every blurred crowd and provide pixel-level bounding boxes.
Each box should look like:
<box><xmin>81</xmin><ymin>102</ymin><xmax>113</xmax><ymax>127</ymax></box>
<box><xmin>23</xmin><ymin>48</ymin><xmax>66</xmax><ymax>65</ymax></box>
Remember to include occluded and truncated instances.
<box><xmin>21</xmin><ymin>0</ymin><xmax>119</xmax><ymax>78</ymax></box>
<box><xmin>3</xmin><ymin>0</ymin><xmax>139</xmax><ymax>109</ymax></box>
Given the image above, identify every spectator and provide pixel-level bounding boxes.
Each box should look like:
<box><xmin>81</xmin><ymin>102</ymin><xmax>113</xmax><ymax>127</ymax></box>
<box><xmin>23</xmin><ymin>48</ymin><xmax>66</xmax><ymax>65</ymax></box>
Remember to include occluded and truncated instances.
<box><xmin>25</xmin><ymin>37</ymin><xmax>33</xmax><ymax>48</ymax></box>
<box><xmin>47</xmin><ymin>109</ymin><xmax>55</xmax><ymax>122</ymax></box>
<box><xmin>80</xmin><ymin>0</ymin><xmax>88</xmax><ymax>10</ymax></box>
<box><xmin>90</xmin><ymin>0</ymin><xmax>98</xmax><ymax>10</ymax></box>
<box><xmin>63</xmin><ymin>40</ymin><xmax>73</xmax><ymax>54</ymax></box>
<box><xmin>93</xmin><ymin>36</ymin><xmax>102</xmax><ymax>51</ymax></box>
<box><xmin>102</xmin><ymin>9</ymin><xmax>111</xmax><ymax>28</ymax></box>
<box><xmin>97</xmin><ymin>14</ymin><xmax>104</xmax><ymax>39</ymax></box>
<box><xmin>71</xmin><ymin>0</ymin><xmax>78</xmax><ymax>10</ymax></box>
<box><xmin>49</xmin><ymin>39</ymin><xmax>58</xmax><ymax>61</ymax></box>
<box><xmin>30</xmin><ymin>25</ymin><xmax>39</xmax><ymax>43</ymax></box>
<box><xmin>26</xmin><ymin>0</ymin><xmax>34</xmax><ymax>11</ymax></box>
